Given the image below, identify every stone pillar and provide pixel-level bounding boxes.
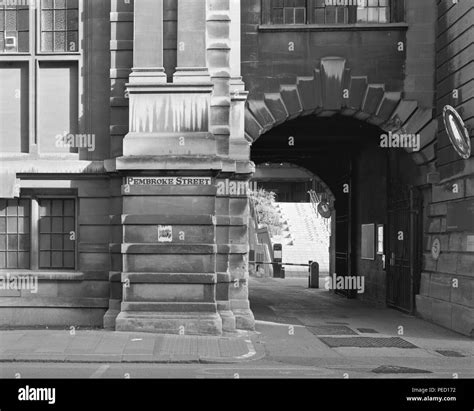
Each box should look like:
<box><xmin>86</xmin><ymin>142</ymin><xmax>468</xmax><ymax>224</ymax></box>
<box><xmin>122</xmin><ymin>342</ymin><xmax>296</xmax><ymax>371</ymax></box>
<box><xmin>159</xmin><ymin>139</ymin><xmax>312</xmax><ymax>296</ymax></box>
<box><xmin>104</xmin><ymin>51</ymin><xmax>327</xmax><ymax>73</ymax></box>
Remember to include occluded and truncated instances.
<box><xmin>130</xmin><ymin>0</ymin><xmax>166</xmax><ymax>84</ymax></box>
<box><xmin>229</xmin><ymin>0</ymin><xmax>250</xmax><ymax>160</ymax></box>
<box><xmin>174</xmin><ymin>0</ymin><xmax>210</xmax><ymax>83</ymax></box>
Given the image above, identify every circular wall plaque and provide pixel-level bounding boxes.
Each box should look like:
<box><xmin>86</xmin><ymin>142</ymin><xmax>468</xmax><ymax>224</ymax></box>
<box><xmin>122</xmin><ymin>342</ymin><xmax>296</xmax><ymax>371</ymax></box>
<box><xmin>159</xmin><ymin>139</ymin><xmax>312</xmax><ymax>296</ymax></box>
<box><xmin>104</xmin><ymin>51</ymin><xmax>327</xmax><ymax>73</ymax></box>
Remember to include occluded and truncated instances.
<box><xmin>443</xmin><ymin>105</ymin><xmax>471</xmax><ymax>160</ymax></box>
<box><xmin>431</xmin><ymin>238</ymin><xmax>441</xmax><ymax>261</ymax></box>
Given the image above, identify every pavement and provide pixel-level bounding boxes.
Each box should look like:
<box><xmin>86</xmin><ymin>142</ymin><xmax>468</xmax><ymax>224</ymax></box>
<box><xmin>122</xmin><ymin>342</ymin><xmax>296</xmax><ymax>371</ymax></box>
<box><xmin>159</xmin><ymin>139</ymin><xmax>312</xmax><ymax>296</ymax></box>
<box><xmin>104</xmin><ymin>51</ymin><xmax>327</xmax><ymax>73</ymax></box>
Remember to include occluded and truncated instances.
<box><xmin>0</xmin><ymin>329</ymin><xmax>260</xmax><ymax>364</ymax></box>
<box><xmin>0</xmin><ymin>277</ymin><xmax>473</xmax><ymax>378</ymax></box>
<box><xmin>249</xmin><ymin>277</ymin><xmax>474</xmax><ymax>378</ymax></box>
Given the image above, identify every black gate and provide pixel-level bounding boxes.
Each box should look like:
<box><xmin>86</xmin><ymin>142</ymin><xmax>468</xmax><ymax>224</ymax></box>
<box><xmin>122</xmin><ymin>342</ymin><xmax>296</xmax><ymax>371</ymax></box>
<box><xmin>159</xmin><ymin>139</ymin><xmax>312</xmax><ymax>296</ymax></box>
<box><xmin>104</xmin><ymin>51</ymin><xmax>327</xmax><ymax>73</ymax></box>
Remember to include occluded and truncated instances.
<box><xmin>334</xmin><ymin>160</ymin><xmax>356</xmax><ymax>299</ymax></box>
<box><xmin>387</xmin><ymin>184</ymin><xmax>422</xmax><ymax>313</ymax></box>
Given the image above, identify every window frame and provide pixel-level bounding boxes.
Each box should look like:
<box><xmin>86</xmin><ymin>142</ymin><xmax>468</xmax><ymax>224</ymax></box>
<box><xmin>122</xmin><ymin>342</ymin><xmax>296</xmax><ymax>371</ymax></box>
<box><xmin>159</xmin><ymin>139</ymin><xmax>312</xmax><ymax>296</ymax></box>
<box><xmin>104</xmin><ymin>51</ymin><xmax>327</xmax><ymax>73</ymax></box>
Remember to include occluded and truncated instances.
<box><xmin>0</xmin><ymin>195</ymin><xmax>77</xmax><ymax>272</ymax></box>
<box><xmin>262</xmin><ymin>0</ymin><xmax>405</xmax><ymax>26</ymax></box>
<box><xmin>0</xmin><ymin>0</ymin><xmax>83</xmax><ymax>156</ymax></box>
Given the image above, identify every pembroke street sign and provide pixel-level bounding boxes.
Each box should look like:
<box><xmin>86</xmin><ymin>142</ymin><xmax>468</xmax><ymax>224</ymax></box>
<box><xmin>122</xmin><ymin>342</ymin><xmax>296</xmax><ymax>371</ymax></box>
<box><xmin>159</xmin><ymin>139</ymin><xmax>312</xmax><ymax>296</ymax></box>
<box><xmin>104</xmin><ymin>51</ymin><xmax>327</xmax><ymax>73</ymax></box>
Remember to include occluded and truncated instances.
<box><xmin>126</xmin><ymin>177</ymin><xmax>212</xmax><ymax>186</ymax></box>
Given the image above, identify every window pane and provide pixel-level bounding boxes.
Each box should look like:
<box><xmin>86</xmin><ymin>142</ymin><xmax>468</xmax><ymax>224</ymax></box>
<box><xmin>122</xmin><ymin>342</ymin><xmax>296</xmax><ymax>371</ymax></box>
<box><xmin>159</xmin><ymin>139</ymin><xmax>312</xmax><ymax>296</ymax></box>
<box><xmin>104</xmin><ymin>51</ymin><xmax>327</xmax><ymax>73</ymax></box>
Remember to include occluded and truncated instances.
<box><xmin>55</xmin><ymin>0</ymin><xmax>67</xmax><ymax>8</ymax></box>
<box><xmin>64</xmin><ymin>252</ymin><xmax>75</xmax><ymax>268</ymax></box>
<box><xmin>54</xmin><ymin>31</ymin><xmax>65</xmax><ymax>51</ymax></box>
<box><xmin>326</xmin><ymin>6</ymin><xmax>336</xmax><ymax>23</ymax></box>
<box><xmin>337</xmin><ymin>7</ymin><xmax>346</xmax><ymax>23</ymax></box>
<box><xmin>64</xmin><ymin>200</ymin><xmax>74</xmax><ymax>216</ymax></box>
<box><xmin>18</xmin><ymin>31</ymin><xmax>28</xmax><ymax>52</ymax></box>
<box><xmin>54</xmin><ymin>10</ymin><xmax>66</xmax><ymax>30</ymax></box>
<box><xmin>18</xmin><ymin>9</ymin><xmax>29</xmax><ymax>31</ymax></box>
<box><xmin>313</xmin><ymin>8</ymin><xmax>324</xmax><ymax>23</ymax></box>
<box><xmin>39</xmin><ymin>217</ymin><xmax>51</xmax><ymax>232</ymax></box>
<box><xmin>63</xmin><ymin>217</ymin><xmax>74</xmax><ymax>232</ymax></box>
<box><xmin>51</xmin><ymin>234</ymin><xmax>62</xmax><ymax>249</ymax></box>
<box><xmin>5</xmin><ymin>10</ymin><xmax>17</xmax><ymax>31</ymax></box>
<box><xmin>7</xmin><ymin>201</ymin><xmax>17</xmax><ymax>215</ymax></box>
<box><xmin>40</xmin><ymin>200</ymin><xmax>51</xmax><ymax>216</ymax></box>
<box><xmin>18</xmin><ymin>217</ymin><xmax>29</xmax><ymax>233</ymax></box>
<box><xmin>18</xmin><ymin>234</ymin><xmax>29</xmax><ymax>251</ymax></box>
<box><xmin>273</xmin><ymin>8</ymin><xmax>283</xmax><ymax>24</ymax></box>
<box><xmin>7</xmin><ymin>217</ymin><xmax>17</xmax><ymax>232</ymax></box>
<box><xmin>0</xmin><ymin>200</ymin><xmax>6</xmax><ymax>215</ymax></box>
<box><xmin>379</xmin><ymin>7</ymin><xmax>389</xmax><ymax>23</ymax></box>
<box><xmin>66</xmin><ymin>31</ymin><xmax>77</xmax><ymax>52</ymax></box>
<box><xmin>40</xmin><ymin>251</ymin><xmax>50</xmax><ymax>267</ymax></box>
<box><xmin>7</xmin><ymin>235</ymin><xmax>17</xmax><ymax>251</ymax></box>
<box><xmin>52</xmin><ymin>251</ymin><xmax>62</xmax><ymax>267</ymax></box>
<box><xmin>41</xmin><ymin>10</ymin><xmax>53</xmax><ymax>30</ymax></box>
<box><xmin>368</xmin><ymin>7</ymin><xmax>378</xmax><ymax>22</ymax></box>
<box><xmin>51</xmin><ymin>217</ymin><xmax>63</xmax><ymax>233</ymax></box>
<box><xmin>0</xmin><ymin>252</ymin><xmax>5</xmax><ymax>268</ymax></box>
<box><xmin>0</xmin><ymin>218</ymin><xmax>5</xmax><ymax>232</ymax></box>
<box><xmin>40</xmin><ymin>234</ymin><xmax>51</xmax><ymax>250</ymax></box>
<box><xmin>66</xmin><ymin>9</ymin><xmax>78</xmax><ymax>30</ymax></box>
<box><xmin>7</xmin><ymin>252</ymin><xmax>18</xmax><ymax>268</ymax></box>
<box><xmin>284</xmin><ymin>8</ymin><xmax>294</xmax><ymax>24</ymax></box>
<box><xmin>18</xmin><ymin>251</ymin><xmax>29</xmax><ymax>268</ymax></box>
<box><xmin>357</xmin><ymin>7</ymin><xmax>368</xmax><ymax>22</ymax></box>
<box><xmin>40</xmin><ymin>36</ymin><xmax>52</xmax><ymax>54</ymax></box>
<box><xmin>295</xmin><ymin>8</ymin><xmax>305</xmax><ymax>24</ymax></box>
<box><xmin>52</xmin><ymin>199</ymin><xmax>63</xmax><ymax>215</ymax></box>
<box><xmin>63</xmin><ymin>235</ymin><xmax>74</xmax><ymax>250</ymax></box>
<box><xmin>43</xmin><ymin>0</ymin><xmax>54</xmax><ymax>9</ymax></box>
<box><xmin>0</xmin><ymin>234</ymin><xmax>5</xmax><ymax>250</ymax></box>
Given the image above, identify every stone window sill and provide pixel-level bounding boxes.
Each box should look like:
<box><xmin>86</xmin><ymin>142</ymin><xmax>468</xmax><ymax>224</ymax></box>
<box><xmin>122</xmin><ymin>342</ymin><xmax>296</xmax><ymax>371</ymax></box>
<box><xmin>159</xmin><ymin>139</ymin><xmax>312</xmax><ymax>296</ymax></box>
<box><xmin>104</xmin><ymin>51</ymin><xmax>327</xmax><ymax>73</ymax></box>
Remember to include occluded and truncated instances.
<box><xmin>258</xmin><ymin>23</ymin><xmax>409</xmax><ymax>32</ymax></box>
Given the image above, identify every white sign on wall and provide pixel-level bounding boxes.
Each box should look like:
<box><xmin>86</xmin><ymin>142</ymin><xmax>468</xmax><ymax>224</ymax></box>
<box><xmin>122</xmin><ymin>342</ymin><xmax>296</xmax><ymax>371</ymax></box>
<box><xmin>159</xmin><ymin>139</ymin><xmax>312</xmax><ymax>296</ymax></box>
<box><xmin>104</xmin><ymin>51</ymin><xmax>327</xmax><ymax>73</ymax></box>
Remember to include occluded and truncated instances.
<box><xmin>158</xmin><ymin>226</ymin><xmax>173</xmax><ymax>243</ymax></box>
<box><xmin>127</xmin><ymin>177</ymin><xmax>212</xmax><ymax>186</ymax></box>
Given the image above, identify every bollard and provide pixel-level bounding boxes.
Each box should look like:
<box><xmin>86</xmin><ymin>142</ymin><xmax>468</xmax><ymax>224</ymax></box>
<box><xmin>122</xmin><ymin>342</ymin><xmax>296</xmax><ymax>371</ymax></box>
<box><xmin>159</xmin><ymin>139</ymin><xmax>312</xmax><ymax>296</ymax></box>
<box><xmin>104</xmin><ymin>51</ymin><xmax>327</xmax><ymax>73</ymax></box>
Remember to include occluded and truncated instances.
<box><xmin>309</xmin><ymin>261</ymin><xmax>319</xmax><ymax>288</ymax></box>
<box><xmin>273</xmin><ymin>243</ymin><xmax>282</xmax><ymax>278</ymax></box>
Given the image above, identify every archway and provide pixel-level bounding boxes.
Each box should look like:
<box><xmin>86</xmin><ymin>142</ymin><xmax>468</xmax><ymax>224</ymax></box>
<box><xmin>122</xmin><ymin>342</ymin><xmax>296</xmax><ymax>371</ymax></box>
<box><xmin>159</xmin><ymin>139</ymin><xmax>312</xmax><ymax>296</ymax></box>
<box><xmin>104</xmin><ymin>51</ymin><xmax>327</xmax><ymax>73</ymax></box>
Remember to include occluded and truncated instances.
<box><xmin>248</xmin><ymin>104</ymin><xmax>424</xmax><ymax>310</ymax></box>
<box><xmin>251</xmin><ymin>162</ymin><xmax>335</xmax><ymax>279</ymax></box>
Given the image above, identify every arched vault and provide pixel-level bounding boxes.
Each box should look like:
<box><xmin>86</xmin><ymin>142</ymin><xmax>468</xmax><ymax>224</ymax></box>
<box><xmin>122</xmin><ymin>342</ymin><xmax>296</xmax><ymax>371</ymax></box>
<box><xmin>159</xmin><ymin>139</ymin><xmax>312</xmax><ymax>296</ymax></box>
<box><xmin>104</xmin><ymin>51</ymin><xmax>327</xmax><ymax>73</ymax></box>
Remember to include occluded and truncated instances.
<box><xmin>245</xmin><ymin>56</ymin><xmax>438</xmax><ymax>167</ymax></box>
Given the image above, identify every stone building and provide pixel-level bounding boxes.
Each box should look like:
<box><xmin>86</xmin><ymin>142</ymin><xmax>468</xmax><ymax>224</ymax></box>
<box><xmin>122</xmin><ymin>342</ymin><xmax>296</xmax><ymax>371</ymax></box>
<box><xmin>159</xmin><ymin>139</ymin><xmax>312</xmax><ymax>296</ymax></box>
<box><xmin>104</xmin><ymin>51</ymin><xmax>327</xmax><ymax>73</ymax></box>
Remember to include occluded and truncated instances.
<box><xmin>0</xmin><ymin>0</ymin><xmax>472</xmax><ymax>337</ymax></box>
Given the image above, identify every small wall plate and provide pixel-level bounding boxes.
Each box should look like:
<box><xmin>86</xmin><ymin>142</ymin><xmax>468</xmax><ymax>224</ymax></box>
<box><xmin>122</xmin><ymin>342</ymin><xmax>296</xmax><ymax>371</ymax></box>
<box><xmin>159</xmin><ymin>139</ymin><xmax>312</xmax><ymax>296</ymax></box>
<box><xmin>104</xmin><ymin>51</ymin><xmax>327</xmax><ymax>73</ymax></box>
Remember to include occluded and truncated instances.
<box><xmin>431</xmin><ymin>238</ymin><xmax>441</xmax><ymax>261</ymax></box>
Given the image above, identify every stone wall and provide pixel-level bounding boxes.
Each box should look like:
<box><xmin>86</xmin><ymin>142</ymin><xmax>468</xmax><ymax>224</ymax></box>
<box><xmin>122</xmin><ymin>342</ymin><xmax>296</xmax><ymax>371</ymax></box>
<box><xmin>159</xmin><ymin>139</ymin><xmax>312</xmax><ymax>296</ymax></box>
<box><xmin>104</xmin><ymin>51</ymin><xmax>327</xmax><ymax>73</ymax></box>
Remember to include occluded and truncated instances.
<box><xmin>416</xmin><ymin>1</ymin><xmax>474</xmax><ymax>337</ymax></box>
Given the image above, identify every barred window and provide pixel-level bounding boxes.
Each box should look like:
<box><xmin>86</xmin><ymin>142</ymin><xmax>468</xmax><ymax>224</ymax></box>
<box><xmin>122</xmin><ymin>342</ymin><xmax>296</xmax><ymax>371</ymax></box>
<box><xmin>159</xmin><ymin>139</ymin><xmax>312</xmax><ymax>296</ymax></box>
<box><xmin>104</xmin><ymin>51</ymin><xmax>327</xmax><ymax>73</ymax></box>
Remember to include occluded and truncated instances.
<box><xmin>0</xmin><ymin>5</ymin><xmax>30</xmax><ymax>53</ymax></box>
<box><xmin>357</xmin><ymin>0</ymin><xmax>390</xmax><ymax>23</ymax></box>
<box><xmin>40</xmin><ymin>0</ymin><xmax>79</xmax><ymax>52</ymax></box>
<box><xmin>266</xmin><ymin>0</ymin><xmax>399</xmax><ymax>25</ymax></box>
<box><xmin>39</xmin><ymin>199</ymin><xmax>75</xmax><ymax>269</ymax></box>
<box><xmin>0</xmin><ymin>199</ymin><xmax>30</xmax><ymax>269</ymax></box>
<box><xmin>272</xmin><ymin>0</ymin><xmax>307</xmax><ymax>24</ymax></box>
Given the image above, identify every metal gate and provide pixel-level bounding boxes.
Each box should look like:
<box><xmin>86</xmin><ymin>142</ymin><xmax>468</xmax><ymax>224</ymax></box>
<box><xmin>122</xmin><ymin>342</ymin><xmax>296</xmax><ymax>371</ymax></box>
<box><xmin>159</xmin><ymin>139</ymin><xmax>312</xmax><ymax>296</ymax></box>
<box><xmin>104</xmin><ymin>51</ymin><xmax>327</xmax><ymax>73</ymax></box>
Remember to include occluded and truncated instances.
<box><xmin>387</xmin><ymin>184</ymin><xmax>421</xmax><ymax>313</ymax></box>
<box><xmin>334</xmin><ymin>161</ymin><xmax>357</xmax><ymax>299</ymax></box>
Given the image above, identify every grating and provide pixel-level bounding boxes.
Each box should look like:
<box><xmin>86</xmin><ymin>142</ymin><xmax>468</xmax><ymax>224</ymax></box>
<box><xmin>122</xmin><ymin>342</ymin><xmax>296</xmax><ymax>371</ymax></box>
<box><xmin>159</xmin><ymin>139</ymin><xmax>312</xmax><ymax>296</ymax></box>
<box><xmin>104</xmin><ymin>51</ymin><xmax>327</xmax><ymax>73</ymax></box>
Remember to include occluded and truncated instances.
<box><xmin>319</xmin><ymin>336</ymin><xmax>418</xmax><ymax>348</ymax></box>
<box><xmin>357</xmin><ymin>328</ymin><xmax>379</xmax><ymax>334</ymax></box>
<box><xmin>308</xmin><ymin>325</ymin><xmax>357</xmax><ymax>336</ymax></box>
<box><xmin>435</xmin><ymin>350</ymin><xmax>466</xmax><ymax>358</ymax></box>
<box><xmin>372</xmin><ymin>365</ymin><xmax>431</xmax><ymax>374</ymax></box>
